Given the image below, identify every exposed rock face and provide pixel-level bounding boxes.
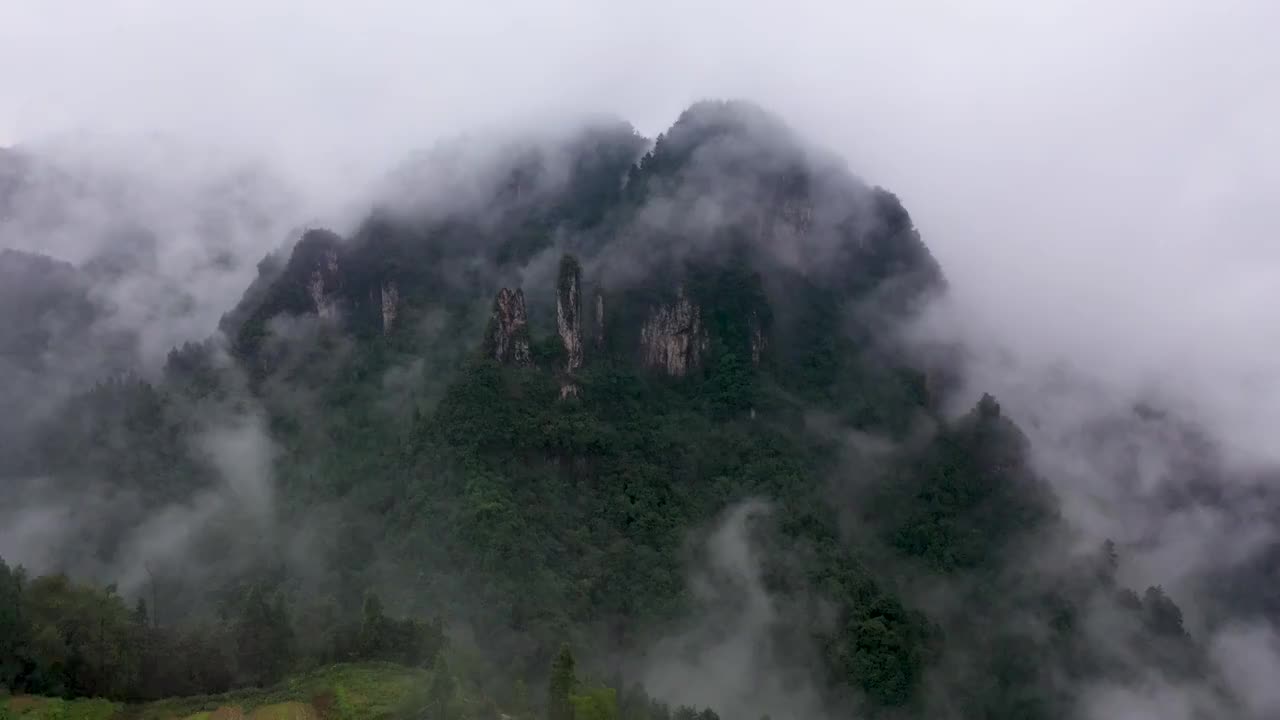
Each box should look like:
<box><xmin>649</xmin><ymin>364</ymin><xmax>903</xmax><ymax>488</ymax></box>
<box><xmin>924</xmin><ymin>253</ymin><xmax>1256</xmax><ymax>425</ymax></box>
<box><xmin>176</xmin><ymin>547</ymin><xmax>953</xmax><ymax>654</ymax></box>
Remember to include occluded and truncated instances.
<box><xmin>556</xmin><ymin>255</ymin><xmax>584</xmax><ymax>373</ymax></box>
<box><xmin>484</xmin><ymin>287</ymin><xmax>531</xmax><ymax>365</ymax></box>
<box><xmin>380</xmin><ymin>281</ymin><xmax>399</xmax><ymax>335</ymax></box>
<box><xmin>640</xmin><ymin>287</ymin><xmax>708</xmax><ymax>377</ymax></box>
<box><xmin>593</xmin><ymin>292</ymin><xmax>606</xmax><ymax>350</ymax></box>
<box><xmin>778</xmin><ymin>195</ymin><xmax>814</xmax><ymax>234</ymax></box>
<box><xmin>306</xmin><ymin>248</ymin><xmax>341</xmax><ymax>320</ymax></box>
<box><xmin>749</xmin><ymin>310</ymin><xmax>765</xmax><ymax>366</ymax></box>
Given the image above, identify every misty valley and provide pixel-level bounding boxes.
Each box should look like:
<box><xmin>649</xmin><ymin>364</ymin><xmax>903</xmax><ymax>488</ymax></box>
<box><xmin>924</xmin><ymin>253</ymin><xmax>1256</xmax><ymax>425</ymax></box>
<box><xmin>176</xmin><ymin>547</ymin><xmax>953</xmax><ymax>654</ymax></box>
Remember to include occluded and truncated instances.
<box><xmin>1</xmin><ymin>101</ymin><xmax>1276</xmax><ymax>720</ymax></box>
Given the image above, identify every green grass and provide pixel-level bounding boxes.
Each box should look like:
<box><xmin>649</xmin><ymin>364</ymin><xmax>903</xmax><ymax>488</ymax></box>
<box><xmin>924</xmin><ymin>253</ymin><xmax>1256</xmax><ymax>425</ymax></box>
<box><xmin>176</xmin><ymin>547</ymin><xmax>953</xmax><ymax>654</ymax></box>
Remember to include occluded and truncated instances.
<box><xmin>247</xmin><ymin>701</ymin><xmax>317</xmax><ymax>720</ymax></box>
<box><xmin>6</xmin><ymin>663</ymin><xmax>431</xmax><ymax>720</ymax></box>
<box><xmin>287</xmin><ymin>664</ymin><xmax>427</xmax><ymax>720</ymax></box>
<box><xmin>4</xmin><ymin>697</ymin><xmax>121</xmax><ymax>720</ymax></box>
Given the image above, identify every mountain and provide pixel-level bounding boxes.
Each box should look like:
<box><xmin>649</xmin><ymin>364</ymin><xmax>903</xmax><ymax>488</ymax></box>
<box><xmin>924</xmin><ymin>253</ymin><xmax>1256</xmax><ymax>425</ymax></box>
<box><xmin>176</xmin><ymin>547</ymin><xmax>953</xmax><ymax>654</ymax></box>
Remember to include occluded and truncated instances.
<box><xmin>0</xmin><ymin>102</ymin><xmax>1260</xmax><ymax>720</ymax></box>
<box><xmin>0</xmin><ymin>248</ymin><xmax>142</xmax><ymax>473</ymax></box>
<box><xmin>0</xmin><ymin>137</ymin><xmax>310</xmax><ymax>368</ymax></box>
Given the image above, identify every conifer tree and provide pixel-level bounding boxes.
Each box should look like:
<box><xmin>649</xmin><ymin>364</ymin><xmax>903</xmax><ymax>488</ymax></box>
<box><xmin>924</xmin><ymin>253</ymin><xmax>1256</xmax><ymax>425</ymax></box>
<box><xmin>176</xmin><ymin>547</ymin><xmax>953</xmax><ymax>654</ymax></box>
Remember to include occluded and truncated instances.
<box><xmin>548</xmin><ymin>644</ymin><xmax>577</xmax><ymax>720</ymax></box>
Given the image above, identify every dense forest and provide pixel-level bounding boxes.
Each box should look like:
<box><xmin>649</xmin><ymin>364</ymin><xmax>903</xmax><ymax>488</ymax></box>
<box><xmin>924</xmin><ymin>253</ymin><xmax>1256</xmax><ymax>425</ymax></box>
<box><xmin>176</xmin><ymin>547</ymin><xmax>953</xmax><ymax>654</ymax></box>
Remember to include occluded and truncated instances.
<box><xmin>0</xmin><ymin>102</ymin><xmax>1271</xmax><ymax>720</ymax></box>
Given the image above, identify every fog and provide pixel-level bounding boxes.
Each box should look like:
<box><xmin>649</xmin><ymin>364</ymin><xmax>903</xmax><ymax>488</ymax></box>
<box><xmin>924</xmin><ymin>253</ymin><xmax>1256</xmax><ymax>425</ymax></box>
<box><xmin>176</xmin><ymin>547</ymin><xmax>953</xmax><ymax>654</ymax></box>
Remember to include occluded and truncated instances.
<box><xmin>639</xmin><ymin>501</ymin><xmax>830</xmax><ymax>720</ymax></box>
<box><xmin>4</xmin><ymin>0</ymin><xmax>1274</xmax><ymax>457</ymax></box>
<box><xmin>2</xmin><ymin>2</ymin><xmax>1278</xmax><ymax>717</ymax></box>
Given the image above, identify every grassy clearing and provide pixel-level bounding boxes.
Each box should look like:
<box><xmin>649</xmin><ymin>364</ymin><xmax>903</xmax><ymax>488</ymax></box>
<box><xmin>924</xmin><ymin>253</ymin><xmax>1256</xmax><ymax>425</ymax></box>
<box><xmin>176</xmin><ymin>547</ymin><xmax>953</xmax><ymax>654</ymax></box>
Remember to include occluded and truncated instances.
<box><xmin>5</xmin><ymin>663</ymin><xmax>431</xmax><ymax>720</ymax></box>
<box><xmin>246</xmin><ymin>702</ymin><xmax>316</xmax><ymax>720</ymax></box>
<box><xmin>4</xmin><ymin>697</ymin><xmax>121</xmax><ymax>720</ymax></box>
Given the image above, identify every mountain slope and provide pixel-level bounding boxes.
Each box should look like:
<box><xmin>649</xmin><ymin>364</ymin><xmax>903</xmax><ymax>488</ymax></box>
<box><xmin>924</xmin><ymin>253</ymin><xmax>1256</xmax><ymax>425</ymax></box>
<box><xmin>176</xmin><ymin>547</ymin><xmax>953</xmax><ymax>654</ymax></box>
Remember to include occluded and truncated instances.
<box><xmin>204</xmin><ymin>101</ymin><xmax>1042</xmax><ymax>711</ymax></box>
<box><xmin>0</xmin><ymin>102</ymin><xmax>1233</xmax><ymax>720</ymax></box>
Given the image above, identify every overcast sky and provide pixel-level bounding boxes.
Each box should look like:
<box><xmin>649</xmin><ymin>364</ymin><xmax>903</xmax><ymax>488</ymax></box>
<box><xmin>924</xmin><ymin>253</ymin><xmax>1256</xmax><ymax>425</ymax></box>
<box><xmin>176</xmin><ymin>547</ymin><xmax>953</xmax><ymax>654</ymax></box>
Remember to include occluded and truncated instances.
<box><xmin>2</xmin><ymin>0</ymin><xmax>1278</xmax><ymax>456</ymax></box>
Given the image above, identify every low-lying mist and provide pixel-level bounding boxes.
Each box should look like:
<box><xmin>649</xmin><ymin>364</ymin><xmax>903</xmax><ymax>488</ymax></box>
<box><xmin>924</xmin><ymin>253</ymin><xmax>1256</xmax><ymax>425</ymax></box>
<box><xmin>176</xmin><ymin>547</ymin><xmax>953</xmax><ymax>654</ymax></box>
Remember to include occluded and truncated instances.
<box><xmin>1</xmin><ymin>3</ymin><xmax>1276</xmax><ymax>719</ymax></box>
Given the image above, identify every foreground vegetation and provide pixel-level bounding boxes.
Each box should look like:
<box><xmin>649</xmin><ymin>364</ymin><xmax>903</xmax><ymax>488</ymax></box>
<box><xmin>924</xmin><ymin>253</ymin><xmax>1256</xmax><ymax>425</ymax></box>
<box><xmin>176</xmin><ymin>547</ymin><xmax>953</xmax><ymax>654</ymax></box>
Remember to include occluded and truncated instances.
<box><xmin>2</xmin><ymin>663</ymin><xmax>432</xmax><ymax>720</ymax></box>
<box><xmin>1</xmin><ymin>656</ymin><xmax>726</xmax><ymax>720</ymax></box>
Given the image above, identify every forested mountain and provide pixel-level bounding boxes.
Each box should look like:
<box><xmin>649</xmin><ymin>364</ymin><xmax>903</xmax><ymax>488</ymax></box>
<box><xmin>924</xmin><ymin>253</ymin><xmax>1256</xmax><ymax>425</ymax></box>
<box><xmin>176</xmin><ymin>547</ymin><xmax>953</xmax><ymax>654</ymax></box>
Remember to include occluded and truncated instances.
<box><xmin>0</xmin><ymin>102</ymin><xmax>1271</xmax><ymax>720</ymax></box>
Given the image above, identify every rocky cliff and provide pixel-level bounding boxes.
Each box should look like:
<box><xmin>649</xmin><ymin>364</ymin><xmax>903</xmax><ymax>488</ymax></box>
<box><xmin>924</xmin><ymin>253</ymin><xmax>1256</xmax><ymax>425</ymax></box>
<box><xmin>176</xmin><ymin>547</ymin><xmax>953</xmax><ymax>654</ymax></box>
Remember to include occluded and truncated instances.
<box><xmin>639</xmin><ymin>287</ymin><xmax>709</xmax><ymax>377</ymax></box>
<box><xmin>484</xmin><ymin>287</ymin><xmax>532</xmax><ymax>365</ymax></box>
<box><xmin>380</xmin><ymin>281</ymin><xmax>399</xmax><ymax>335</ymax></box>
<box><xmin>593</xmin><ymin>292</ymin><xmax>605</xmax><ymax>351</ymax></box>
<box><xmin>749</xmin><ymin>310</ymin><xmax>766</xmax><ymax>366</ymax></box>
<box><xmin>219</xmin><ymin>100</ymin><xmax>941</xmax><ymax>417</ymax></box>
<box><xmin>556</xmin><ymin>255</ymin><xmax>584</xmax><ymax>374</ymax></box>
<box><xmin>307</xmin><ymin>247</ymin><xmax>341</xmax><ymax>320</ymax></box>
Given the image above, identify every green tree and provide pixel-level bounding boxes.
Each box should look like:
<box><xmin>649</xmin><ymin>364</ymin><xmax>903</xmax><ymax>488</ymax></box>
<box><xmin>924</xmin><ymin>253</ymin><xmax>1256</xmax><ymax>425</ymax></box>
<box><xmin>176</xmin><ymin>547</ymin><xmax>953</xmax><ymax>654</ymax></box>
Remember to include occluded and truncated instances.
<box><xmin>548</xmin><ymin>644</ymin><xmax>577</xmax><ymax>720</ymax></box>
<box><xmin>234</xmin><ymin>586</ymin><xmax>293</xmax><ymax>686</ymax></box>
<box><xmin>1142</xmin><ymin>586</ymin><xmax>1187</xmax><ymax>638</ymax></box>
<box><xmin>395</xmin><ymin>616</ymin><xmax>446</xmax><ymax>667</ymax></box>
<box><xmin>21</xmin><ymin>573</ymin><xmax>139</xmax><ymax>697</ymax></box>
<box><xmin>570</xmin><ymin>688</ymin><xmax>618</xmax><ymax>720</ymax></box>
<box><xmin>357</xmin><ymin>592</ymin><xmax>390</xmax><ymax>659</ymax></box>
<box><xmin>0</xmin><ymin>557</ymin><xmax>26</xmax><ymax>691</ymax></box>
<box><xmin>132</xmin><ymin>598</ymin><xmax>149</xmax><ymax>627</ymax></box>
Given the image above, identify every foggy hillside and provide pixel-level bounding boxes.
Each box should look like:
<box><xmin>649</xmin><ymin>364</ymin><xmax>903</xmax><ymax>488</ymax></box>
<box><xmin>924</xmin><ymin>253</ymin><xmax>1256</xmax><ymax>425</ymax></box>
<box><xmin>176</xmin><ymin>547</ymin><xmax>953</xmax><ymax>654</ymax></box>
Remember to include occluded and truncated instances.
<box><xmin>2</xmin><ymin>3</ymin><xmax>1278</xmax><ymax>720</ymax></box>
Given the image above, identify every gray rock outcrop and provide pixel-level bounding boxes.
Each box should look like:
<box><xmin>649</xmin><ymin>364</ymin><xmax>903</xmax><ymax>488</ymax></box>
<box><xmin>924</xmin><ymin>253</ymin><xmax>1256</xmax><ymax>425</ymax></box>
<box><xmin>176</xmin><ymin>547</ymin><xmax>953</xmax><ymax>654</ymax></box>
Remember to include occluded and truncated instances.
<box><xmin>380</xmin><ymin>281</ymin><xmax>399</xmax><ymax>335</ymax></box>
<box><xmin>484</xmin><ymin>287</ymin><xmax>532</xmax><ymax>365</ymax></box>
<box><xmin>556</xmin><ymin>255</ymin><xmax>584</xmax><ymax>373</ymax></box>
<box><xmin>640</xmin><ymin>287</ymin><xmax>708</xmax><ymax>377</ymax></box>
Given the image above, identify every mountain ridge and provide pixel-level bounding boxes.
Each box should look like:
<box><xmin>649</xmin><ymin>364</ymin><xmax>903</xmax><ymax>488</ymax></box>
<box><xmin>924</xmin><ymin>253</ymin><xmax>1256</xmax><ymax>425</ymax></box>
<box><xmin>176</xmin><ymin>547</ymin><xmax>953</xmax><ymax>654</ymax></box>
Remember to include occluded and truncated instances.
<box><xmin>0</xmin><ymin>100</ymin><xmax>1255</xmax><ymax>720</ymax></box>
